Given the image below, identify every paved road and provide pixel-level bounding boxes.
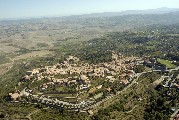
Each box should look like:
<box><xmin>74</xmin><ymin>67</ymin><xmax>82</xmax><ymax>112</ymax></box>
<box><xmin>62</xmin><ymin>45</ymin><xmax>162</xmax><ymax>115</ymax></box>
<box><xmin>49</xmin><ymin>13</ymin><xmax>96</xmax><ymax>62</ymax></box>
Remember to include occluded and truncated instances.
<box><xmin>84</xmin><ymin>67</ymin><xmax>179</xmax><ymax>113</ymax></box>
<box><xmin>125</xmin><ymin>105</ymin><xmax>139</xmax><ymax>113</ymax></box>
<box><xmin>169</xmin><ymin>66</ymin><xmax>179</xmax><ymax>72</ymax></box>
<box><xmin>83</xmin><ymin>72</ymin><xmax>143</xmax><ymax>111</ymax></box>
<box><xmin>153</xmin><ymin>75</ymin><xmax>169</xmax><ymax>86</ymax></box>
<box><xmin>26</xmin><ymin>109</ymin><xmax>40</xmax><ymax>120</ymax></box>
<box><xmin>26</xmin><ymin>108</ymin><xmax>49</xmax><ymax>120</ymax></box>
<box><xmin>170</xmin><ymin>108</ymin><xmax>179</xmax><ymax>120</ymax></box>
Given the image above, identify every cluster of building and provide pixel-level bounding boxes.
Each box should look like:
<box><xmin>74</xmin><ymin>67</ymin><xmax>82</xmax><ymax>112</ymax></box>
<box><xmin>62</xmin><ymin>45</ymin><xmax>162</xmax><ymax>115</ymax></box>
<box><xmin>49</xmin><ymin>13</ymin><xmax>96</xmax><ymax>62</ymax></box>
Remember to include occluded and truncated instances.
<box><xmin>162</xmin><ymin>73</ymin><xmax>179</xmax><ymax>89</ymax></box>
<box><xmin>143</xmin><ymin>57</ymin><xmax>167</xmax><ymax>71</ymax></box>
<box><xmin>9</xmin><ymin>52</ymin><xmax>145</xmax><ymax>111</ymax></box>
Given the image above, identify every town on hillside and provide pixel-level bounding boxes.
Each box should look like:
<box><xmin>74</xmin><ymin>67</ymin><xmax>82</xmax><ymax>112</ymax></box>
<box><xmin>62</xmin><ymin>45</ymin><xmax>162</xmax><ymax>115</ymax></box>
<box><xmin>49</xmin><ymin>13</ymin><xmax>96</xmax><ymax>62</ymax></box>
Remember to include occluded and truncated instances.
<box><xmin>7</xmin><ymin>52</ymin><xmax>179</xmax><ymax>115</ymax></box>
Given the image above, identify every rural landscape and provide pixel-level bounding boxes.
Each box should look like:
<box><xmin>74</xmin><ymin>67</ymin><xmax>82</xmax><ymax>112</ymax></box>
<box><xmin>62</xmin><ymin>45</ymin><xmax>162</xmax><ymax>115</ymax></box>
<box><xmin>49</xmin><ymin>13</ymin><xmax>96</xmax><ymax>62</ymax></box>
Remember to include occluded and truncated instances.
<box><xmin>0</xmin><ymin>3</ymin><xmax>179</xmax><ymax>120</ymax></box>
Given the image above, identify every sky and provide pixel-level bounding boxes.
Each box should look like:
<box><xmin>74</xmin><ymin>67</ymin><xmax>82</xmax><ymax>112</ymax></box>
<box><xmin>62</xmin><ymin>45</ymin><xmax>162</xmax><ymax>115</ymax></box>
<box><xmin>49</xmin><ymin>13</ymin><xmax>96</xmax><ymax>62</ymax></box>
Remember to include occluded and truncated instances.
<box><xmin>0</xmin><ymin>0</ymin><xmax>179</xmax><ymax>19</ymax></box>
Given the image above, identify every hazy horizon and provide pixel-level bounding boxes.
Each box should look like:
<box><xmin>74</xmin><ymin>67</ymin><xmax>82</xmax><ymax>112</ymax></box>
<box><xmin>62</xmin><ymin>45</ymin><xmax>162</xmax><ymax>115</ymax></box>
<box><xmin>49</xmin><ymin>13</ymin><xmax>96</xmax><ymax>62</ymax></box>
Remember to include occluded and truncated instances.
<box><xmin>1</xmin><ymin>0</ymin><xmax>179</xmax><ymax>20</ymax></box>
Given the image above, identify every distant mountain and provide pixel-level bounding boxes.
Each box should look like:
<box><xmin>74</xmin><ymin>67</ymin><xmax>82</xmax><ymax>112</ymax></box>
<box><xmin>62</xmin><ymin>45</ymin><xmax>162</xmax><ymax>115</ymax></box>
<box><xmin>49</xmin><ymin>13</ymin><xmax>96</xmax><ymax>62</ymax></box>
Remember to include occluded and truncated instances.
<box><xmin>1</xmin><ymin>7</ymin><xmax>179</xmax><ymax>27</ymax></box>
<box><xmin>1</xmin><ymin>7</ymin><xmax>179</xmax><ymax>22</ymax></box>
<box><xmin>63</xmin><ymin>10</ymin><xmax>179</xmax><ymax>30</ymax></box>
<box><xmin>77</xmin><ymin>7</ymin><xmax>179</xmax><ymax>18</ymax></box>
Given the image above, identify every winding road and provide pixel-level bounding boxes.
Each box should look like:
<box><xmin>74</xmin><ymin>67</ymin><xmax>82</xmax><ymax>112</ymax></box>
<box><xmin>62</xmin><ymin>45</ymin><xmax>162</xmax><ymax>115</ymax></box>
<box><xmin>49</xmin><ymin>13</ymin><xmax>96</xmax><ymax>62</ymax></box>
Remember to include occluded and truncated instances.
<box><xmin>26</xmin><ymin>108</ymin><xmax>49</xmax><ymax>120</ymax></box>
<box><xmin>83</xmin><ymin>72</ymin><xmax>143</xmax><ymax>112</ymax></box>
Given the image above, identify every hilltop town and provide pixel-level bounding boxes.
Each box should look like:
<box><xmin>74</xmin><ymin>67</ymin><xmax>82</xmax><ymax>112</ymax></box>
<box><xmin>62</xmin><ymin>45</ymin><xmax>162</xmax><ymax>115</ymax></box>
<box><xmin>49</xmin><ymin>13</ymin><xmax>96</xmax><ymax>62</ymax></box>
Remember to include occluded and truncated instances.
<box><xmin>7</xmin><ymin>51</ymin><xmax>179</xmax><ymax>117</ymax></box>
<box><xmin>0</xmin><ymin>9</ymin><xmax>179</xmax><ymax>120</ymax></box>
<box><xmin>8</xmin><ymin>52</ymin><xmax>138</xmax><ymax>110</ymax></box>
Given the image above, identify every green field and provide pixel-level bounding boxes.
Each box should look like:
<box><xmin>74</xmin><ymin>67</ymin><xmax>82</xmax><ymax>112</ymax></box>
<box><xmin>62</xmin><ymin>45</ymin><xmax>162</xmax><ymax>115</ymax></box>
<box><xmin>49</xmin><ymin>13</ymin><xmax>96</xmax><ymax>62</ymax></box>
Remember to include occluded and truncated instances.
<box><xmin>157</xmin><ymin>58</ymin><xmax>176</xmax><ymax>69</ymax></box>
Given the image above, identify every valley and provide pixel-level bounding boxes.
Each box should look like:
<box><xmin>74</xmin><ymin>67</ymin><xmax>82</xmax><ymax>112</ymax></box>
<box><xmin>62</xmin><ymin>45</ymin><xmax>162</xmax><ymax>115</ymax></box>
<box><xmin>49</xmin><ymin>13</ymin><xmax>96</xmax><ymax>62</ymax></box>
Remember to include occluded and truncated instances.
<box><xmin>0</xmin><ymin>9</ymin><xmax>179</xmax><ymax>120</ymax></box>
